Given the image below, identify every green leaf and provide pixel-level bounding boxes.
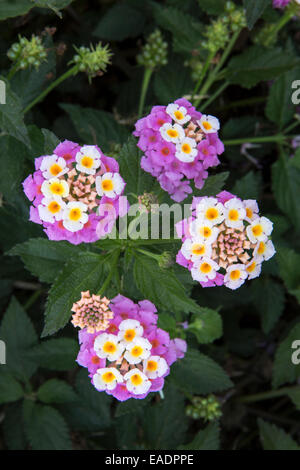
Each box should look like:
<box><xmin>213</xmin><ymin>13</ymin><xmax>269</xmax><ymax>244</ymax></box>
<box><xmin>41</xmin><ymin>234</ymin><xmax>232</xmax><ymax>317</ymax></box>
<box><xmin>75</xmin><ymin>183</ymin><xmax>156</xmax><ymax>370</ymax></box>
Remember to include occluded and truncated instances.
<box><xmin>0</xmin><ymin>372</ymin><xmax>24</xmax><ymax>404</ymax></box>
<box><xmin>272</xmin><ymin>322</ymin><xmax>300</xmax><ymax>388</ymax></box>
<box><xmin>60</xmin><ymin>104</ymin><xmax>129</xmax><ymax>153</ymax></box>
<box><xmin>188</xmin><ymin>308</ymin><xmax>223</xmax><ymax>344</ymax></box>
<box><xmin>142</xmin><ymin>385</ymin><xmax>188</xmax><ymax>449</ymax></box>
<box><xmin>258</xmin><ymin>419</ymin><xmax>300</xmax><ymax>450</ymax></box>
<box><xmin>250</xmin><ymin>279</ymin><xmax>285</xmax><ymax>334</ymax></box>
<box><xmin>28</xmin><ymin>338</ymin><xmax>78</xmax><ymax>371</ymax></box>
<box><xmin>272</xmin><ymin>151</ymin><xmax>300</xmax><ymax>231</ymax></box>
<box><xmin>154</xmin><ymin>57</ymin><xmax>194</xmax><ymax>104</ymax></box>
<box><xmin>232</xmin><ymin>171</ymin><xmax>262</xmax><ymax>200</ymax></box>
<box><xmin>277</xmin><ymin>247</ymin><xmax>300</xmax><ymax>303</ymax></box>
<box><xmin>172</xmin><ymin>349</ymin><xmax>233</xmax><ymax>394</ymax></box>
<box><xmin>133</xmin><ymin>253</ymin><xmax>200</xmax><ymax>314</ymax></box>
<box><xmin>0</xmin><ymin>297</ymin><xmax>38</xmax><ymax>380</ymax></box>
<box><xmin>37</xmin><ymin>379</ymin><xmax>77</xmax><ymax>404</ymax></box>
<box><xmin>288</xmin><ymin>388</ymin><xmax>300</xmax><ymax>411</ymax></box>
<box><xmin>244</xmin><ymin>0</ymin><xmax>270</xmax><ymax>30</ymax></box>
<box><xmin>266</xmin><ymin>67</ymin><xmax>300</xmax><ymax>129</ymax></box>
<box><xmin>0</xmin><ymin>135</ymin><xmax>29</xmax><ymax>200</ymax></box>
<box><xmin>3</xmin><ymin>403</ymin><xmax>27</xmax><ymax>450</ymax></box>
<box><xmin>9</xmin><ymin>238</ymin><xmax>84</xmax><ymax>284</ymax></box>
<box><xmin>225</xmin><ymin>46</ymin><xmax>299</xmax><ymax>89</ymax></box>
<box><xmin>197</xmin><ymin>0</ymin><xmax>225</xmax><ymax>15</ymax></box>
<box><xmin>0</xmin><ymin>78</ymin><xmax>30</xmax><ymax>147</ymax></box>
<box><xmin>179</xmin><ymin>422</ymin><xmax>220</xmax><ymax>450</ymax></box>
<box><xmin>0</xmin><ymin>0</ymin><xmax>73</xmax><ymax>20</ymax></box>
<box><xmin>42</xmin><ymin>252</ymin><xmax>109</xmax><ymax>337</ymax></box>
<box><xmin>23</xmin><ymin>402</ymin><xmax>72</xmax><ymax>450</ymax></box>
<box><xmin>93</xmin><ymin>2</ymin><xmax>146</xmax><ymax>41</ymax></box>
<box><xmin>115</xmin><ymin>395</ymin><xmax>152</xmax><ymax>418</ymax></box>
<box><xmin>194</xmin><ymin>172</ymin><xmax>230</xmax><ymax>198</ymax></box>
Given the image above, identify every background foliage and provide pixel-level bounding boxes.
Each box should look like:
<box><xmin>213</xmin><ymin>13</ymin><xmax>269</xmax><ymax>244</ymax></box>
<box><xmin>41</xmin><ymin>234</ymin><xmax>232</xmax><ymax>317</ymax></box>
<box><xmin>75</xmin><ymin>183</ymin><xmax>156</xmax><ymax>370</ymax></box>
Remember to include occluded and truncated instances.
<box><xmin>0</xmin><ymin>0</ymin><xmax>299</xmax><ymax>451</ymax></box>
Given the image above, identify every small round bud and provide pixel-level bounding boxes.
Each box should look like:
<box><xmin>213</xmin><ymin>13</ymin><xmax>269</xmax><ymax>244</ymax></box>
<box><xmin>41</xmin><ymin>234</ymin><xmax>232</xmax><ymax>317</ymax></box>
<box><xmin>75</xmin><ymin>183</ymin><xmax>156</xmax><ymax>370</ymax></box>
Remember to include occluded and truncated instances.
<box><xmin>7</xmin><ymin>35</ymin><xmax>47</xmax><ymax>71</ymax></box>
<box><xmin>70</xmin><ymin>42</ymin><xmax>112</xmax><ymax>81</ymax></box>
<box><xmin>137</xmin><ymin>29</ymin><xmax>168</xmax><ymax>70</ymax></box>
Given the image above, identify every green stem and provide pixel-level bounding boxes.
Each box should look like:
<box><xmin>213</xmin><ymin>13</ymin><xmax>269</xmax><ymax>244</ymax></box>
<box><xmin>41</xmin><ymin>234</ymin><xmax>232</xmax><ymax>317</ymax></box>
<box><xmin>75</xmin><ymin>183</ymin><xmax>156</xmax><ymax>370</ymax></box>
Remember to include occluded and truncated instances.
<box><xmin>201</xmin><ymin>81</ymin><xmax>229</xmax><ymax>111</ymax></box>
<box><xmin>192</xmin><ymin>51</ymin><xmax>215</xmax><ymax>100</ymax></box>
<box><xmin>97</xmin><ymin>249</ymin><xmax>120</xmax><ymax>296</ymax></box>
<box><xmin>137</xmin><ymin>248</ymin><xmax>160</xmax><ymax>261</ymax></box>
<box><xmin>238</xmin><ymin>386</ymin><xmax>299</xmax><ymax>404</ymax></box>
<box><xmin>132</xmin><ymin>238</ymin><xmax>180</xmax><ymax>246</ymax></box>
<box><xmin>223</xmin><ymin>134</ymin><xmax>285</xmax><ymax>146</ymax></box>
<box><xmin>24</xmin><ymin>289</ymin><xmax>43</xmax><ymax>310</ymax></box>
<box><xmin>7</xmin><ymin>60</ymin><xmax>21</xmax><ymax>81</ymax></box>
<box><xmin>138</xmin><ymin>67</ymin><xmax>153</xmax><ymax>118</ymax></box>
<box><xmin>23</xmin><ymin>64</ymin><xmax>79</xmax><ymax>114</ymax></box>
<box><xmin>283</xmin><ymin>118</ymin><xmax>300</xmax><ymax>135</ymax></box>
<box><xmin>265</xmin><ymin>5</ymin><xmax>297</xmax><ymax>47</ymax></box>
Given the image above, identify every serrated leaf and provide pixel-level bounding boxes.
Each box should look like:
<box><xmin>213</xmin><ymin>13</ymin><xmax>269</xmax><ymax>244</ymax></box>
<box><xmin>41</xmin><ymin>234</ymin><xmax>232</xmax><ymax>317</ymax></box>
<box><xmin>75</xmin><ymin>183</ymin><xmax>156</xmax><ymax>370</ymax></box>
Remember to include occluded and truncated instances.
<box><xmin>0</xmin><ymin>372</ymin><xmax>24</xmax><ymax>404</ymax></box>
<box><xmin>250</xmin><ymin>279</ymin><xmax>285</xmax><ymax>334</ymax></box>
<box><xmin>244</xmin><ymin>0</ymin><xmax>270</xmax><ymax>30</ymax></box>
<box><xmin>0</xmin><ymin>135</ymin><xmax>29</xmax><ymax>200</ymax></box>
<box><xmin>60</xmin><ymin>104</ymin><xmax>129</xmax><ymax>153</ymax></box>
<box><xmin>288</xmin><ymin>388</ymin><xmax>300</xmax><ymax>411</ymax></box>
<box><xmin>188</xmin><ymin>308</ymin><xmax>223</xmax><ymax>344</ymax></box>
<box><xmin>0</xmin><ymin>0</ymin><xmax>73</xmax><ymax>20</ymax></box>
<box><xmin>171</xmin><ymin>349</ymin><xmax>233</xmax><ymax>394</ymax></box>
<box><xmin>258</xmin><ymin>418</ymin><xmax>300</xmax><ymax>450</ymax></box>
<box><xmin>194</xmin><ymin>172</ymin><xmax>229</xmax><ymax>197</ymax></box>
<box><xmin>28</xmin><ymin>338</ymin><xmax>78</xmax><ymax>371</ymax></box>
<box><xmin>3</xmin><ymin>403</ymin><xmax>27</xmax><ymax>450</ymax></box>
<box><xmin>0</xmin><ymin>297</ymin><xmax>38</xmax><ymax>380</ymax></box>
<box><xmin>272</xmin><ymin>322</ymin><xmax>300</xmax><ymax>388</ymax></box>
<box><xmin>197</xmin><ymin>0</ymin><xmax>225</xmax><ymax>15</ymax></box>
<box><xmin>179</xmin><ymin>422</ymin><xmax>220</xmax><ymax>450</ymax></box>
<box><xmin>133</xmin><ymin>253</ymin><xmax>200</xmax><ymax>314</ymax></box>
<box><xmin>93</xmin><ymin>2</ymin><xmax>146</xmax><ymax>41</ymax></box>
<box><xmin>37</xmin><ymin>379</ymin><xmax>77</xmax><ymax>404</ymax></box>
<box><xmin>266</xmin><ymin>67</ymin><xmax>300</xmax><ymax>129</ymax></box>
<box><xmin>42</xmin><ymin>252</ymin><xmax>109</xmax><ymax>336</ymax></box>
<box><xmin>272</xmin><ymin>151</ymin><xmax>300</xmax><ymax>231</ymax></box>
<box><xmin>232</xmin><ymin>170</ymin><xmax>262</xmax><ymax>200</ymax></box>
<box><xmin>9</xmin><ymin>238</ymin><xmax>84</xmax><ymax>283</ymax></box>
<box><xmin>115</xmin><ymin>394</ymin><xmax>152</xmax><ymax>418</ymax></box>
<box><xmin>277</xmin><ymin>247</ymin><xmax>300</xmax><ymax>303</ymax></box>
<box><xmin>225</xmin><ymin>46</ymin><xmax>299</xmax><ymax>89</ymax></box>
<box><xmin>23</xmin><ymin>403</ymin><xmax>72</xmax><ymax>450</ymax></box>
<box><xmin>154</xmin><ymin>57</ymin><xmax>194</xmax><ymax>104</ymax></box>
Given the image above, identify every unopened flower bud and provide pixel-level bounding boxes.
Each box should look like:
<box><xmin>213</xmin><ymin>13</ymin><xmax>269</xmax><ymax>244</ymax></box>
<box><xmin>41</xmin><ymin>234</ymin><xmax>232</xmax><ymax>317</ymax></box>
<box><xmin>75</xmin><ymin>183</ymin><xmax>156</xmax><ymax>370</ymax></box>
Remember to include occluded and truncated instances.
<box><xmin>71</xmin><ymin>43</ymin><xmax>112</xmax><ymax>81</ymax></box>
<box><xmin>7</xmin><ymin>35</ymin><xmax>47</xmax><ymax>71</ymax></box>
<box><xmin>186</xmin><ymin>395</ymin><xmax>222</xmax><ymax>422</ymax></box>
<box><xmin>137</xmin><ymin>29</ymin><xmax>168</xmax><ymax>70</ymax></box>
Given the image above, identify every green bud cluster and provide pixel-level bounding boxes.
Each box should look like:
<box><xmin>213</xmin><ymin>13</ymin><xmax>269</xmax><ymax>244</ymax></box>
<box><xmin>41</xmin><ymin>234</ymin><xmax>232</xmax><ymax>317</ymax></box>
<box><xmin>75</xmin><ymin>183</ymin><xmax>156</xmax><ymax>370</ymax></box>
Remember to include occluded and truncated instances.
<box><xmin>7</xmin><ymin>35</ymin><xmax>47</xmax><ymax>70</ymax></box>
<box><xmin>185</xmin><ymin>57</ymin><xmax>204</xmax><ymax>83</ymax></box>
<box><xmin>71</xmin><ymin>43</ymin><xmax>112</xmax><ymax>81</ymax></box>
<box><xmin>138</xmin><ymin>192</ymin><xmax>159</xmax><ymax>213</ymax></box>
<box><xmin>202</xmin><ymin>17</ymin><xmax>231</xmax><ymax>55</ymax></box>
<box><xmin>186</xmin><ymin>395</ymin><xmax>222</xmax><ymax>421</ymax></box>
<box><xmin>158</xmin><ymin>251</ymin><xmax>174</xmax><ymax>269</ymax></box>
<box><xmin>137</xmin><ymin>29</ymin><xmax>168</xmax><ymax>70</ymax></box>
<box><xmin>253</xmin><ymin>23</ymin><xmax>277</xmax><ymax>47</ymax></box>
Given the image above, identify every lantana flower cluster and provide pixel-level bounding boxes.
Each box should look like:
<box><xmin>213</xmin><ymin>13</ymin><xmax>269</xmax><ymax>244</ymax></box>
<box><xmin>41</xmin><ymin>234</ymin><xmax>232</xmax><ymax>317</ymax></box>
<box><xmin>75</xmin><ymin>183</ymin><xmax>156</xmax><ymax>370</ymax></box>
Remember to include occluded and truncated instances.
<box><xmin>23</xmin><ymin>140</ymin><xmax>128</xmax><ymax>244</ymax></box>
<box><xmin>74</xmin><ymin>293</ymin><xmax>187</xmax><ymax>401</ymax></box>
<box><xmin>273</xmin><ymin>0</ymin><xmax>300</xmax><ymax>8</ymax></box>
<box><xmin>176</xmin><ymin>191</ymin><xmax>276</xmax><ymax>290</ymax></box>
<box><xmin>133</xmin><ymin>98</ymin><xmax>224</xmax><ymax>202</ymax></box>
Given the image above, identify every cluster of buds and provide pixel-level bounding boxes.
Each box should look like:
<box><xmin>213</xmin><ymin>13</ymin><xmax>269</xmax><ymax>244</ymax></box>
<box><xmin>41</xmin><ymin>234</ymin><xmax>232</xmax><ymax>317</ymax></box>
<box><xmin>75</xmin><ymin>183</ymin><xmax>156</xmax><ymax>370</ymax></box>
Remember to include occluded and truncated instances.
<box><xmin>7</xmin><ymin>35</ymin><xmax>47</xmax><ymax>70</ymax></box>
<box><xmin>22</xmin><ymin>140</ymin><xmax>128</xmax><ymax>245</ymax></box>
<box><xmin>71</xmin><ymin>43</ymin><xmax>112</xmax><ymax>81</ymax></box>
<box><xmin>75</xmin><ymin>294</ymin><xmax>186</xmax><ymax>401</ymax></box>
<box><xmin>176</xmin><ymin>191</ymin><xmax>276</xmax><ymax>290</ymax></box>
<box><xmin>138</xmin><ymin>191</ymin><xmax>159</xmax><ymax>213</ymax></box>
<box><xmin>186</xmin><ymin>395</ymin><xmax>222</xmax><ymax>421</ymax></box>
<box><xmin>223</xmin><ymin>2</ymin><xmax>247</xmax><ymax>32</ymax></box>
<box><xmin>202</xmin><ymin>17</ymin><xmax>230</xmax><ymax>55</ymax></box>
<box><xmin>71</xmin><ymin>291</ymin><xmax>113</xmax><ymax>333</ymax></box>
<box><xmin>134</xmin><ymin>98</ymin><xmax>224</xmax><ymax>202</ymax></box>
<box><xmin>137</xmin><ymin>29</ymin><xmax>168</xmax><ymax>70</ymax></box>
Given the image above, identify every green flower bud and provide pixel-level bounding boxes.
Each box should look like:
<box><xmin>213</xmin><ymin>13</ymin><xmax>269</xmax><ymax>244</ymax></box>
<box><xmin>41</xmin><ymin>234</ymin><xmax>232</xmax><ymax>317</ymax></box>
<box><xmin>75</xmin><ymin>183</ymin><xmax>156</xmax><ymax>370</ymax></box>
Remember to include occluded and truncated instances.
<box><xmin>203</xmin><ymin>18</ymin><xmax>230</xmax><ymax>55</ymax></box>
<box><xmin>70</xmin><ymin>42</ymin><xmax>112</xmax><ymax>81</ymax></box>
<box><xmin>137</xmin><ymin>29</ymin><xmax>168</xmax><ymax>70</ymax></box>
<box><xmin>7</xmin><ymin>35</ymin><xmax>47</xmax><ymax>71</ymax></box>
<box><xmin>158</xmin><ymin>251</ymin><xmax>173</xmax><ymax>269</ymax></box>
<box><xmin>186</xmin><ymin>395</ymin><xmax>222</xmax><ymax>422</ymax></box>
<box><xmin>138</xmin><ymin>192</ymin><xmax>159</xmax><ymax>213</ymax></box>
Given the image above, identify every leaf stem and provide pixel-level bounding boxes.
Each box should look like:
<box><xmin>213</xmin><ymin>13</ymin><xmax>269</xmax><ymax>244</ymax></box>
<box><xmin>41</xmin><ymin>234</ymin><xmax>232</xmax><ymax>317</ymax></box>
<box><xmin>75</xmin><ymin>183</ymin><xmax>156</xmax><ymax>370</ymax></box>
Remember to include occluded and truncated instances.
<box><xmin>223</xmin><ymin>134</ymin><xmax>286</xmax><ymax>146</ymax></box>
<box><xmin>138</xmin><ymin>67</ymin><xmax>153</xmax><ymax>118</ymax></box>
<box><xmin>97</xmin><ymin>249</ymin><xmax>121</xmax><ymax>296</ymax></box>
<box><xmin>192</xmin><ymin>51</ymin><xmax>215</xmax><ymax>101</ymax></box>
<box><xmin>201</xmin><ymin>81</ymin><xmax>229</xmax><ymax>111</ymax></box>
<box><xmin>24</xmin><ymin>289</ymin><xmax>43</xmax><ymax>310</ymax></box>
<box><xmin>238</xmin><ymin>385</ymin><xmax>299</xmax><ymax>404</ymax></box>
<box><xmin>23</xmin><ymin>64</ymin><xmax>79</xmax><ymax>114</ymax></box>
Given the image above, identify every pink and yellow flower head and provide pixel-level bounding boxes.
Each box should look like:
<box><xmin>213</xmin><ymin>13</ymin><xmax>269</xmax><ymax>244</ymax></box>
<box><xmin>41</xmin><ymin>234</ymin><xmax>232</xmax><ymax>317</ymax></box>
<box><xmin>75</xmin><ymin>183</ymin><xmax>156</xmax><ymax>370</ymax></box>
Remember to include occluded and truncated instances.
<box><xmin>71</xmin><ymin>291</ymin><xmax>114</xmax><ymax>334</ymax></box>
<box><xmin>133</xmin><ymin>98</ymin><xmax>224</xmax><ymax>202</ymax></box>
<box><xmin>22</xmin><ymin>140</ymin><xmax>127</xmax><ymax>244</ymax></box>
<box><xmin>75</xmin><ymin>294</ymin><xmax>187</xmax><ymax>401</ymax></box>
<box><xmin>176</xmin><ymin>192</ymin><xmax>276</xmax><ymax>290</ymax></box>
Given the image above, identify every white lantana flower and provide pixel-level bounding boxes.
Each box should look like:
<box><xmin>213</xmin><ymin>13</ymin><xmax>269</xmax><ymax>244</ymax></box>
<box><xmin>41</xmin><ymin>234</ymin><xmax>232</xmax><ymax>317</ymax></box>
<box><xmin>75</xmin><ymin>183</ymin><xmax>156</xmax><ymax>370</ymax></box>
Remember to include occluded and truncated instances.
<box><xmin>196</xmin><ymin>197</ymin><xmax>225</xmax><ymax>225</ymax></box>
<box><xmin>198</xmin><ymin>114</ymin><xmax>220</xmax><ymax>134</ymax></box>
<box><xmin>93</xmin><ymin>367</ymin><xmax>123</xmax><ymax>391</ymax></box>
<box><xmin>160</xmin><ymin>123</ymin><xmax>185</xmax><ymax>143</ymax></box>
<box><xmin>38</xmin><ymin>196</ymin><xmax>66</xmax><ymax>223</ymax></box>
<box><xmin>124</xmin><ymin>337</ymin><xmax>152</xmax><ymax>365</ymax></box>
<box><xmin>143</xmin><ymin>356</ymin><xmax>168</xmax><ymax>379</ymax></box>
<box><xmin>62</xmin><ymin>201</ymin><xmax>88</xmax><ymax>232</ymax></box>
<box><xmin>95</xmin><ymin>172</ymin><xmax>125</xmax><ymax>199</ymax></box>
<box><xmin>118</xmin><ymin>319</ymin><xmax>144</xmax><ymax>345</ymax></box>
<box><xmin>166</xmin><ymin>103</ymin><xmax>191</xmax><ymax>125</ymax></box>
<box><xmin>245</xmin><ymin>258</ymin><xmax>262</xmax><ymax>280</ymax></box>
<box><xmin>191</xmin><ymin>257</ymin><xmax>220</xmax><ymax>283</ymax></box>
<box><xmin>75</xmin><ymin>145</ymin><xmax>101</xmax><ymax>175</ymax></box>
<box><xmin>224</xmin><ymin>264</ymin><xmax>247</xmax><ymax>290</ymax></box>
<box><xmin>41</xmin><ymin>177</ymin><xmax>69</xmax><ymax>198</ymax></box>
<box><xmin>175</xmin><ymin>137</ymin><xmax>198</xmax><ymax>162</ymax></box>
<box><xmin>190</xmin><ymin>219</ymin><xmax>219</xmax><ymax>244</ymax></box>
<box><xmin>94</xmin><ymin>333</ymin><xmax>125</xmax><ymax>362</ymax></box>
<box><xmin>253</xmin><ymin>239</ymin><xmax>276</xmax><ymax>262</ymax></box>
<box><xmin>40</xmin><ymin>155</ymin><xmax>68</xmax><ymax>179</ymax></box>
<box><xmin>243</xmin><ymin>199</ymin><xmax>259</xmax><ymax>223</ymax></box>
<box><xmin>224</xmin><ymin>198</ymin><xmax>246</xmax><ymax>229</ymax></box>
<box><xmin>181</xmin><ymin>238</ymin><xmax>212</xmax><ymax>261</ymax></box>
<box><xmin>124</xmin><ymin>369</ymin><xmax>151</xmax><ymax>395</ymax></box>
<box><xmin>246</xmin><ymin>216</ymin><xmax>273</xmax><ymax>243</ymax></box>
